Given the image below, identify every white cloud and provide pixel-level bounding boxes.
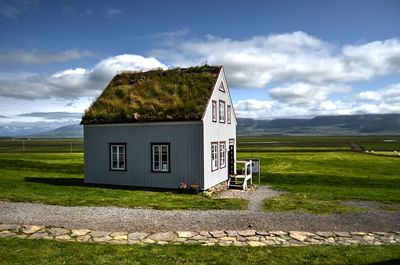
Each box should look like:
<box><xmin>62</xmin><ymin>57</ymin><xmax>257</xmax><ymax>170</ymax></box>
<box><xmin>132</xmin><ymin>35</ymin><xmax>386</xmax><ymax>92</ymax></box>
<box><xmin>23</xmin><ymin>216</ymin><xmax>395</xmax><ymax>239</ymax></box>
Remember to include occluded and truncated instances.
<box><xmin>269</xmin><ymin>82</ymin><xmax>350</xmax><ymax>106</ymax></box>
<box><xmin>151</xmin><ymin>32</ymin><xmax>400</xmax><ymax>88</ymax></box>
<box><xmin>106</xmin><ymin>8</ymin><xmax>122</xmax><ymax>18</ymax></box>
<box><xmin>0</xmin><ymin>49</ymin><xmax>93</xmax><ymax>65</ymax></box>
<box><xmin>235</xmin><ymin>83</ymin><xmax>400</xmax><ymax>119</ymax></box>
<box><xmin>0</xmin><ymin>54</ymin><xmax>167</xmax><ymax>99</ymax></box>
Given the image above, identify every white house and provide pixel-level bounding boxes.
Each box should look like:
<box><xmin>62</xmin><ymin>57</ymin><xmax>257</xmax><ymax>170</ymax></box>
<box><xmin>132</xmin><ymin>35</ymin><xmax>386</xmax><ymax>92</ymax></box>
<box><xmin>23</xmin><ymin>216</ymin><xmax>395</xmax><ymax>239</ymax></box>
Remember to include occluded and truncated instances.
<box><xmin>81</xmin><ymin>65</ymin><xmax>237</xmax><ymax>190</ymax></box>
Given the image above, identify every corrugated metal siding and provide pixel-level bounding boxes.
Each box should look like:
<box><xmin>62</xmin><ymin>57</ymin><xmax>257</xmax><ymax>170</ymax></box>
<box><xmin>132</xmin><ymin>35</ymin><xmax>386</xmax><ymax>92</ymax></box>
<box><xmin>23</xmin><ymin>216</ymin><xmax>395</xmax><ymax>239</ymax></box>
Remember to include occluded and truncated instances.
<box><xmin>84</xmin><ymin>122</ymin><xmax>204</xmax><ymax>189</ymax></box>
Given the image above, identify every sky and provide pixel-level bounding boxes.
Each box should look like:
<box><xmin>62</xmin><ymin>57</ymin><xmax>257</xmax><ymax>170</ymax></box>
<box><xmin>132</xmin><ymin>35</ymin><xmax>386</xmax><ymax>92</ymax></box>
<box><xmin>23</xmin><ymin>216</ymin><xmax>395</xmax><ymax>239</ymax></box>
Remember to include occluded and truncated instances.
<box><xmin>0</xmin><ymin>0</ymin><xmax>400</xmax><ymax>127</ymax></box>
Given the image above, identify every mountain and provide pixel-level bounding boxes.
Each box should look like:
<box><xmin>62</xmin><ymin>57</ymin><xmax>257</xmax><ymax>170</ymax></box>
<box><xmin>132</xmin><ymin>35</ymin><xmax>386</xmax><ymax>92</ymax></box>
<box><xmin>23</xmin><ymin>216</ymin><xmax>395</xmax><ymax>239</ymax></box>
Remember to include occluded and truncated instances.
<box><xmin>237</xmin><ymin>114</ymin><xmax>400</xmax><ymax>136</ymax></box>
<box><xmin>30</xmin><ymin>124</ymin><xmax>83</xmax><ymax>138</ymax></box>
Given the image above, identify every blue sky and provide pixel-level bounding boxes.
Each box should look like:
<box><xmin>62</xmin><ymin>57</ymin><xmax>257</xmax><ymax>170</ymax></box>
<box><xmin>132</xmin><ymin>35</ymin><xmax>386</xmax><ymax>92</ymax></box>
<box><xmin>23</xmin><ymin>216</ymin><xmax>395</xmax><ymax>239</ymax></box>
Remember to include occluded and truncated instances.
<box><xmin>0</xmin><ymin>0</ymin><xmax>399</xmax><ymax>126</ymax></box>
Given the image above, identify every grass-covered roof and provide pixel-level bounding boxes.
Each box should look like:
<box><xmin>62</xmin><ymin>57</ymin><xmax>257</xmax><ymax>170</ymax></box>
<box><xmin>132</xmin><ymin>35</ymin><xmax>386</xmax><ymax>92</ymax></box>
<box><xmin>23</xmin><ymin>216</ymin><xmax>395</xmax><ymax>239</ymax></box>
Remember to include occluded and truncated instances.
<box><xmin>81</xmin><ymin>65</ymin><xmax>221</xmax><ymax>125</ymax></box>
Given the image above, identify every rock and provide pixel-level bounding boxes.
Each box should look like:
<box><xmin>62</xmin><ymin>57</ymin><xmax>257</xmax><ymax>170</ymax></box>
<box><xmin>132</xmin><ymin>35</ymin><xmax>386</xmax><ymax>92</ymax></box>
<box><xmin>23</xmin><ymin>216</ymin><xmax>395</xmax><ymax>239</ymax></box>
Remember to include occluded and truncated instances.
<box><xmin>0</xmin><ymin>224</ymin><xmax>20</xmax><ymax>231</ymax></box>
<box><xmin>128</xmin><ymin>232</ymin><xmax>149</xmax><ymax>240</ymax></box>
<box><xmin>289</xmin><ymin>231</ymin><xmax>313</xmax><ymax>242</ymax></box>
<box><xmin>113</xmin><ymin>235</ymin><xmax>128</xmax><ymax>241</ymax></box>
<box><xmin>362</xmin><ymin>235</ymin><xmax>375</xmax><ymax>242</ymax></box>
<box><xmin>109</xmin><ymin>240</ymin><xmax>126</xmax><ymax>245</ymax></box>
<box><xmin>92</xmin><ymin>236</ymin><xmax>112</xmax><ymax>242</ymax></box>
<box><xmin>71</xmin><ymin>229</ymin><xmax>91</xmax><ymax>237</ymax></box>
<box><xmin>248</xmin><ymin>241</ymin><xmax>266</xmax><ymax>247</ymax></box>
<box><xmin>142</xmin><ymin>238</ymin><xmax>155</xmax><ymax>244</ymax></box>
<box><xmin>270</xmin><ymin>231</ymin><xmax>287</xmax><ymax>236</ymax></box>
<box><xmin>148</xmin><ymin>232</ymin><xmax>176</xmax><ymax>242</ymax></box>
<box><xmin>256</xmin><ymin>231</ymin><xmax>269</xmax><ymax>236</ymax></box>
<box><xmin>29</xmin><ymin>233</ymin><xmax>49</xmax><ymax>239</ymax></box>
<box><xmin>199</xmin><ymin>231</ymin><xmax>211</xmax><ymax>237</ymax></box>
<box><xmin>325</xmin><ymin>237</ymin><xmax>335</xmax><ymax>244</ymax></box>
<box><xmin>192</xmin><ymin>235</ymin><xmax>208</xmax><ymax>241</ymax></box>
<box><xmin>237</xmin><ymin>230</ymin><xmax>256</xmax><ymax>237</ymax></box>
<box><xmin>48</xmin><ymin>228</ymin><xmax>70</xmax><ymax>236</ymax></box>
<box><xmin>316</xmin><ymin>232</ymin><xmax>335</xmax><ymax>237</ymax></box>
<box><xmin>219</xmin><ymin>236</ymin><xmax>236</xmax><ymax>242</ymax></box>
<box><xmin>0</xmin><ymin>230</ymin><xmax>14</xmax><ymax>238</ymax></box>
<box><xmin>22</xmin><ymin>225</ymin><xmax>44</xmax><ymax>234</ymax></box>
<box><xmin>209</xmin><ymin>230</ymin><xmax>226</xmax><ymax>238</ymax></box>
<box><xmin>246</xmin><ymin>236</ymin><xmax>261</xmax><ymax>241</ymax></box>
<box><xmin>176</xmin><ymin>231</ymin><xmax>197</xmax><ymax>238</ymax></box>
<box><xmin>351</xmin><ymin>232</ymin><xmax>367</xmax><ymax>236</ymax></box>
<box><xmin>233</xmin><ymin>241</ymin><xmax>247</xmax><ymax>246</ymax></box>
<box><xmin>90</xmin><ymin>231</ymin><xmax>110</xmax><ymax>238</ymax></box>
<box><xmin>76</xmin><ymin>235</ymin><xmax>92</xmax><ymax>242</ymax></box>
<box><xmin>110</xmin><ymin>232</ymin><xmax>128</xmax><ymax>237</ymax></box>
<box><xmin>15</xmin><ymin>234</ymin><xmax>27</xmax><ymax>239</ymax></box>
<box><xmin>55</xmin><ymin>235</ymin><xmax>72</xmax><ymax>241</ymax></box>
<box><xmin>334</xmin><ymin>232</ymin><xmax>350</xmax><ymax>237</ymax></box>
<box><xmin>225</xmin><ymin>230</ymin><xmax>238</xmax><ymax>237</ymax></box>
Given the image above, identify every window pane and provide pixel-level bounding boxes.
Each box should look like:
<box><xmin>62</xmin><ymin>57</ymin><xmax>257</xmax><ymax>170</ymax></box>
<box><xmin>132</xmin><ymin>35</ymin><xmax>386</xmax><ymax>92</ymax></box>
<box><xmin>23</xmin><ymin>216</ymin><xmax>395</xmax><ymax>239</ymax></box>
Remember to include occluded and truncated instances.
<box><xmin>119</xmin><ymin>153</ymin><xmax>124</xmax><ymax>162</ymax></box>
<box><xmin>119</xmin><ymin>145</ymin><xmax>125</xmax><ymax>154</ymax></box>
<box><xmin>113</xmin><ymin>161</ymin><xmax>118</xmax><ymax>168</ymax></box>
<box><xmin>112</xmin><ymin>146</ymin><xmax>117</xmax><ymax>154</ymax></box>
<box><xmin>112</xmin><ymin>153</ymin><xmax>117</xmax><ymax>161</ymax></box>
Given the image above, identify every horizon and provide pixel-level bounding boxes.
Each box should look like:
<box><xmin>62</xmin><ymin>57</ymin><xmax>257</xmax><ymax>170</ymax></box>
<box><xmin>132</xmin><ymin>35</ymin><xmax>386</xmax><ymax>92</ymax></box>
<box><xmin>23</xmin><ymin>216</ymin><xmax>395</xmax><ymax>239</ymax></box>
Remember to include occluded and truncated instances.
<box><xmin>0</xmin><ymin>0</ymin><xmax>400</xmax><ymax>128</ymax></box>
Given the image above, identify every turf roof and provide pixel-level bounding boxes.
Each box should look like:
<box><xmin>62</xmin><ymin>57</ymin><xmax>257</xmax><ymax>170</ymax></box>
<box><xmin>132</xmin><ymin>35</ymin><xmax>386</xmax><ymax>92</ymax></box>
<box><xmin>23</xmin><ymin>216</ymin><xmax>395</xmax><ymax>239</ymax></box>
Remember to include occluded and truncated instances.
<box><xmin>81</xmin><ymin>65</ymin><xmax>221</xmax><ymax>125</ymax></box>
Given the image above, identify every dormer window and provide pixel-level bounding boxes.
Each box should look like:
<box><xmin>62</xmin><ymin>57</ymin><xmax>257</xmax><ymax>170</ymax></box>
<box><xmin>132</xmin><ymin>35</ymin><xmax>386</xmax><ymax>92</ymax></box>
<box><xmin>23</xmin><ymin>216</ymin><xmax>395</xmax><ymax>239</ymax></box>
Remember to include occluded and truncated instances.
<box><xmin>219</xmin><ymin>82</ymin><xmax>225</xmax><ymax>92</ymax></box>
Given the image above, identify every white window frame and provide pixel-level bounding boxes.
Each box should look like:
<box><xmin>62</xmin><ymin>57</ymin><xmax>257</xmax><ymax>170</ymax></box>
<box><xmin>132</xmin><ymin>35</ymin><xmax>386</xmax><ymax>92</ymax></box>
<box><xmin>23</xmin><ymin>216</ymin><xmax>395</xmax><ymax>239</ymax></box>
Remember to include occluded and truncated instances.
<box><xmin>211</xmin><ymin>142</ymin><xmax>218</xmax><ymax>171</ymax></box>
<box><xmin>212</xmin><ymin>100</ymin><xmax>217</xmax><ymax>122</ymax></box>
<box><xmin>227</xmin><ymin>105</ymin><xmax>231</xmax><ymax>124</ymax></box>
<box><xmin>110</xmin><ymin>144</ymin><xmax>126</xmax><ymax>171</ymax></box>
<box><xmin>219</xmin><ymin>100</ymin><xmax>225</xmax><ymax>123</ymax></box>
<box><xmin>220</xmin><ymin>141</ymin><xmax>226</xmax><ymax>168</ymax></box>
<box><xmin>152</xmin><ymin>143</ymin><xmax>170</xmax><ymax>172</ymax></box>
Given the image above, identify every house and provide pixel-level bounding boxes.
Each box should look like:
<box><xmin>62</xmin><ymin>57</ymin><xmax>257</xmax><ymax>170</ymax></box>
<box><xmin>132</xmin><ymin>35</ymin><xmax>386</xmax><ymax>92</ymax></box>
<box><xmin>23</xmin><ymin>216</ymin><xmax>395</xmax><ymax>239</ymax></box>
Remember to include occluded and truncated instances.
<box><xmin>81</xmin><ymin>65</ymin><xmax>237</xmax><ymax>190</ymax></box>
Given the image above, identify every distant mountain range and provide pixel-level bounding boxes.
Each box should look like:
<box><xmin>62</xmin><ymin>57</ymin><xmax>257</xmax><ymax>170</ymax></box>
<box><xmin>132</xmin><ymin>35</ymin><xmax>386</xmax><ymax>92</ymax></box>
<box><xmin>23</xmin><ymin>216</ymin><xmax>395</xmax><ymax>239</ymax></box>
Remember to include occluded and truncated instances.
<box><xmin>0</xmin><ymin>114</ymin><xmax>399</xmax><ymax>138</ymax></box>
<box><xmin>237</xmin><ymin>114</ymin><xmax>400</xmax><ymax>136</ymax></box>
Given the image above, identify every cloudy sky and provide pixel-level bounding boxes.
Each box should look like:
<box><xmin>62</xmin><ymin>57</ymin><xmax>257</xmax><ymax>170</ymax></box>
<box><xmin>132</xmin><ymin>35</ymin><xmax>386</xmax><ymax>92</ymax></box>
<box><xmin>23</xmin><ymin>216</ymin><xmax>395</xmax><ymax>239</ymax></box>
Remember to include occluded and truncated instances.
<box><xmin>0</xmin><ymin>0</ymin><xmax>399</xmax><ymax>126</ymax></box>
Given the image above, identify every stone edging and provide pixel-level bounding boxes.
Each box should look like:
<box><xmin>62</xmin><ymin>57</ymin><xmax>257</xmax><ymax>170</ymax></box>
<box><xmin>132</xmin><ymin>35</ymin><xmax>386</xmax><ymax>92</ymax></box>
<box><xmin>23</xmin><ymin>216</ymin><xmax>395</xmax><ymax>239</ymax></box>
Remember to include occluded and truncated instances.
<box><xmin>1</xmin><ymin>224</ymin><xmax>399</xmax><ymax>247</ymax></box>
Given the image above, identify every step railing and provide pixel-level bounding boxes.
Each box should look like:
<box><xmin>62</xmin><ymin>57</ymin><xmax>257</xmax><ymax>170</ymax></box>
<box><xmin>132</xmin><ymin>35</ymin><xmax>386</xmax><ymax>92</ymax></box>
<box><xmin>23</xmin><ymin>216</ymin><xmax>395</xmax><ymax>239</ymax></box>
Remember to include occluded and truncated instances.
<box><xmin>228</xmin><ymin>160</ymin><xmax>252</xmax><ymax>190</ymax></box>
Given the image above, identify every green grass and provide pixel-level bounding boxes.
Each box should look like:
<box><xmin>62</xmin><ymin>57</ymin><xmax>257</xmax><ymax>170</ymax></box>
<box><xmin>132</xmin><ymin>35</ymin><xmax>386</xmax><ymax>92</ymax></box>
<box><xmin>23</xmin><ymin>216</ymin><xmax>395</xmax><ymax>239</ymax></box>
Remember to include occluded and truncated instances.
<box><xmin>0</xmin><ymin>153</ymin><xmax>246</xmax><ymax>210</ymax></box>
<box><xmin>1</xmin><ymin>238</ymin><xmax>400</xmax><ymax>265</ymax></box>
<box><xmin>237</xmin><ymin>151</ymin><xmax>400</xmax><ymax>214</ymax></box>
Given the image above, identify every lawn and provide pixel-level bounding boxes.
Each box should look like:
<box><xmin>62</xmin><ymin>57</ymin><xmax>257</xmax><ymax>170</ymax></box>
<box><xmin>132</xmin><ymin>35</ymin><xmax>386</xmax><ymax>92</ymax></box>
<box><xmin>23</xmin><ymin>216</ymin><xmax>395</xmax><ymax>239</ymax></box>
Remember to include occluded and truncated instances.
<box><xmin>1</xmin><ymin>238</ymin><xmax>399</xmax><ymax>265</ymax></box>
<box><xmin>0</xmin><ymin>153</ymin><xmax>246</xmax><ymax>210</ymax></box>
<box><xmin>237</xmin><ymin>151</ymin><xmax>400</xmax><ymax>214</ymax></box>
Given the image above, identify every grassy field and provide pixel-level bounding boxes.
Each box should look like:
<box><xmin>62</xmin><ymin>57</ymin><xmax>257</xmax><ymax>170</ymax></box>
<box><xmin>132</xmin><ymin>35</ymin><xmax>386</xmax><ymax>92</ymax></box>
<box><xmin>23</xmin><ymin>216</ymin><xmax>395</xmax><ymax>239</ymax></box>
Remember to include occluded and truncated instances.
<box><xmin>1</xmin><ymin>238</ymin><xmax>399</xmax><ymax>265</ymax></box>
<box><xmin>237</xmin><ymin>151</ymin><xmax>400</xmax><ymax>214</ymax></box>
<box><xmin>0</xmin><ymin>136</ymin><xmax>399</xmax><ymax>213</ymax></box>
<box><xmin>0</xmin><ymin>152</ymin><xmax>246</xmax><ymax>210</ymax></box>
<box><xmin>237</xmin><ymin>135</ymin><xmax>400</xmax><ymax>152</ymax></box>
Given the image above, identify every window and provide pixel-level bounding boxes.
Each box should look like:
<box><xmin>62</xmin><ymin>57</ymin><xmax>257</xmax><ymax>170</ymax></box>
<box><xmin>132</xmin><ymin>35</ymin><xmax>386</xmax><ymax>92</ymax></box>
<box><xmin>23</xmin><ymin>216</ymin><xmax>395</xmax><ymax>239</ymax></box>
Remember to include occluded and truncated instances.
<box><xmin>211</xmin><ymin>142</ymin><xmax>218</xmax><ymax>171</ymax></box>
<box><xmin>219</xmin><ymin>100</ymin><xmax>225</xmax><ymax>123</ymax></box>
<box><xmin>219</xmin><ymin>82</ymin><xmax>225</xmax><ymax>92</ymax></box>
<box><xmin>152</xmin><ymin>143</ymin><xmax>170</xmax><ymax>172</ymax></box>
<box><xmin>220</xmin><ymin>142</ymin><xmax>226</xmax><ymax>168</ymax></box>
<box><xmin>212</xmin><ymin>100</ymin><xmax>217</xmax><ymax>122</ymax></box>
<box><xmin>227</xmin><ymin>105</ymin><xmax>231</xmax><ymax>124</ymax></box>
<box><xmin>110</xmin><ymin>143</ymin><xmax>126</xmax><ymax>171</ymax></box>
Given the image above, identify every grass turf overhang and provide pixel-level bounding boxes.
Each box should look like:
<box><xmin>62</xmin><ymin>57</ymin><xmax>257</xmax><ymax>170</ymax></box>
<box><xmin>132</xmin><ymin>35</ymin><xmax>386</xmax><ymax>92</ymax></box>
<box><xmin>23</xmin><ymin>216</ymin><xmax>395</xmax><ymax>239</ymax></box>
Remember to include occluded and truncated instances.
<box><xmin>81</xmin><ymin>65</ymin><xmax>221</xmax><ymax>125</ymax></box>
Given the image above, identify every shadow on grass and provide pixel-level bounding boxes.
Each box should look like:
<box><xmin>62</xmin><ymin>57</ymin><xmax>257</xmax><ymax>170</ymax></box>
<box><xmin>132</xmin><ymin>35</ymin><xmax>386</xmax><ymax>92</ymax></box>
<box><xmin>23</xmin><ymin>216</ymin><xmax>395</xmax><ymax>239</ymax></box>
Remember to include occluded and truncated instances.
<box><xmin>24</xmin><ymin>177</ymin><xmax>180</xmax><ymax>193</ymax></box>
<box><xmin>25</xmin><ymin>177</ymin><xmax>85</xmax><ymax>187</ymax></box>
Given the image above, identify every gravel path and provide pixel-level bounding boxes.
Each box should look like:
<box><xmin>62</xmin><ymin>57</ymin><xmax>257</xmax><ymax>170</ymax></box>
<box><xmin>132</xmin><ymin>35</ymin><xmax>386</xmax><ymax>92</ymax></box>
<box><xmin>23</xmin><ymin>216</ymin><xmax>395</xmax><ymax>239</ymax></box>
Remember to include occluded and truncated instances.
<box><xmin>1</xmin><ymin>201</ymin><xmax>399</xmax><ymax>232</ymax></box>
<box><xmin>215</xmin><ymin>186</ymin><xmax>281</xmax><ymax>212</ymax></box>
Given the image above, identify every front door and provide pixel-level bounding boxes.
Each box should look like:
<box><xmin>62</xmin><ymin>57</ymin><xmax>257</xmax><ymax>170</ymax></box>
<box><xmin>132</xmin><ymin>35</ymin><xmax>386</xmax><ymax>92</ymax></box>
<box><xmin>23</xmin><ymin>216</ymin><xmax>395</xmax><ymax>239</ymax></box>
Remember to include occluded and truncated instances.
<box><xmin>228</xmin><ymin>143</ymin><xmax>235</xmax><ymax>175</ymax></box>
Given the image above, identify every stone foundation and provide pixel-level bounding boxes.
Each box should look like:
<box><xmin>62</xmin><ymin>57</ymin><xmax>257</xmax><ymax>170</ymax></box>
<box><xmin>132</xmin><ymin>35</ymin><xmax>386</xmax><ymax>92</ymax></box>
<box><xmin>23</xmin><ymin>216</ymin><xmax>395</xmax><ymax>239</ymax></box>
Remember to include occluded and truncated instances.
<box><xmin>203</xmin><ymin>180</ymin><xmax>228</xmax><ymax>197</ymax></box>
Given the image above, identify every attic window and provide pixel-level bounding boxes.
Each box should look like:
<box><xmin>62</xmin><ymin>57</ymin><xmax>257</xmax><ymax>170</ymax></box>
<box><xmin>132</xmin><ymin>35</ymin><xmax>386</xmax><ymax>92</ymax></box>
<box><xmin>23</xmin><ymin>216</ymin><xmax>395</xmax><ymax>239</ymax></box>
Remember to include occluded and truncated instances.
<box><xmin>212</xmin><ymin>100</ymin><xmax>217</xmax><ymax>122</ymax></box>
<box><xmin>219</xmin><ymin>82</ymin><xmax>225</xmax><ymax>92</ymax></box>
<box><xmin>227</xmin><ymin>105</ymin><xmax>231</xmax><ymax>124</ymax></box>
<box><xmin>219</xmin><ymin>100</ymin><xmax>225</xmax><ymax>123</ymax></box>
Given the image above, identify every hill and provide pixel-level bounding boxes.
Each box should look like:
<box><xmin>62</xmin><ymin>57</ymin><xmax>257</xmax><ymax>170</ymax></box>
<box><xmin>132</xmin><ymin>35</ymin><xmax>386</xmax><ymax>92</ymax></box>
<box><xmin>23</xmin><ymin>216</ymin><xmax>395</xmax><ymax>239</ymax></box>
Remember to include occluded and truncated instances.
<box><xmin>237</xmin><ymin>114</ymin><xmax>400</xmax><ymax>136</ymax></box>
<box><xmin>31</xmin><ymin>124</ymin><xmax>83</xmax><ymax>138</ymax></box>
